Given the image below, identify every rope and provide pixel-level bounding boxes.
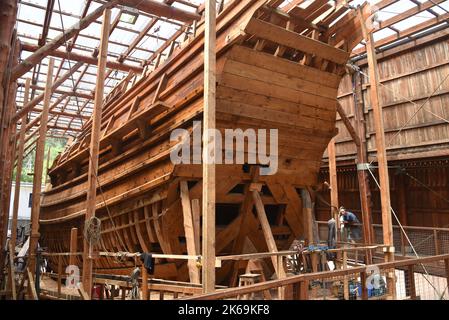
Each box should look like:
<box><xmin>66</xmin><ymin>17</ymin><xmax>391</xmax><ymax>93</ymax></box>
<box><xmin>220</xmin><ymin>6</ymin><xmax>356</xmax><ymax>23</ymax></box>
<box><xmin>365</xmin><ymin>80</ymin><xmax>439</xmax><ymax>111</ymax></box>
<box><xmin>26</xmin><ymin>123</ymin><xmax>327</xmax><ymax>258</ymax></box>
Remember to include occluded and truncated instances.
<box><xmin>366</xmin><ymin>165</ymin><xmax>445</xmax><ymax>299</ymax></box>
<box><xmin>83</xmin><ymin>216</ymin><xmax>101</xmax><ymax>246</ymax></box>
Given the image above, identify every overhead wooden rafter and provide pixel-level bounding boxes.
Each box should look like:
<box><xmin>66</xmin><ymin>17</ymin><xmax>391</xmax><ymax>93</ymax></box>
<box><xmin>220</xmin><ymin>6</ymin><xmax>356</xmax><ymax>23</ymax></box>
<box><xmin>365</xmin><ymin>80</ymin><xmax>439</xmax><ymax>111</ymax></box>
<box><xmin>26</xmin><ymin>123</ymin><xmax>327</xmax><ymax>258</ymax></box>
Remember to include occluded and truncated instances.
<box><xmin>13</xmin><ymin>0</ymin><xmax>202</xmax><ymax>138</ymax></box>
<box><xmin>11</xmin><ymin>0</ymin><xmax>449</xmax><ymax>141</ymax></box>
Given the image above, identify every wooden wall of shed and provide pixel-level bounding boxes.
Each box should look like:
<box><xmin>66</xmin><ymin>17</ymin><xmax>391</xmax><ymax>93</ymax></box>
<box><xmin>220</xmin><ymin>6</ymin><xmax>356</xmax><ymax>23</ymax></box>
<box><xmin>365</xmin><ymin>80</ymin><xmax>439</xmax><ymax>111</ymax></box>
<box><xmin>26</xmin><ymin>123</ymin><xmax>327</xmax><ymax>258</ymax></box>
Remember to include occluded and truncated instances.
<box><xmin>330</xmin><ymin>39</ymin><xmax>449</xmax><ymax>161</ymax></box>
<box><xmin>317</xmin><ymin>159</ymin><xmax>449</xmax><ymax>228</ymax></box>
<box><xmin>319</xmin><ymin>38</ymin><xmax>449</xmax><ymax>229</ymax></box>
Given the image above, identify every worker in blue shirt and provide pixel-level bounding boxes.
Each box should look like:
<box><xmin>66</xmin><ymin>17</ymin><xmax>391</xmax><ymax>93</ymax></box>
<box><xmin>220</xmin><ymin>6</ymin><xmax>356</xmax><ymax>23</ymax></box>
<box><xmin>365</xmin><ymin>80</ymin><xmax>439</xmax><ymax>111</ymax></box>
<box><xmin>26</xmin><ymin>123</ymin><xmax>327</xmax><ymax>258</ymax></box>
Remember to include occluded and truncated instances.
<box><xmin>339</xmin><ymin>206</ymin><xmax>362</xmax><ymax>241</ymax></box>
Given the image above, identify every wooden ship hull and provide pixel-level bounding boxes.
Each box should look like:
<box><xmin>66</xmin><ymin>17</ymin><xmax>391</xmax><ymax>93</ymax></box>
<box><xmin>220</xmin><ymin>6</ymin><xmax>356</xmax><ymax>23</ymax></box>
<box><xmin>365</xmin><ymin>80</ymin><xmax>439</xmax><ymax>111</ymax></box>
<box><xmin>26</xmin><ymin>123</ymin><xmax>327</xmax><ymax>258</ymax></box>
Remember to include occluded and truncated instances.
<box><xmin>39</xmin><ymin>0</ymin><xmax>368</xmax><ymax>284</ymax></box>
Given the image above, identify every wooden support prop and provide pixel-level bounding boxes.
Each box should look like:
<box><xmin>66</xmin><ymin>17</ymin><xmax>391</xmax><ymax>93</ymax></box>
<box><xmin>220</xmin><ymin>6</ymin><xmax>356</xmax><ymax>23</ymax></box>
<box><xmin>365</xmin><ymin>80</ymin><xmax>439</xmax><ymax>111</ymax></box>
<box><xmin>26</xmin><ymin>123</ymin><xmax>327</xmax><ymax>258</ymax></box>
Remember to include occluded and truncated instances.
<box><xmin>8</xmin><ymin>242</ymin><xmax>17</xmax><ymax>300</ymax></box>
<box><xmin>69</xmin><ymin>228</ymin><xmax>78</xmax><ymax>266</ymax></box>
<box><xmin>141</xmin><ymin>265</ymin><xmax>148</xmax><ymax>300</ymax></box>
<box><xmin>327</xmin><ymin>138</ymin><xmax>339</xmax><ymax>230</ymax></box>
<box><xmin>252</xmin><ymin>189</ymin><xmax>285</xmax><ymax>278</ymax></box>
<box><xmin>300</xmin><ymin>189</ymin><xmax>314</xmax><ymax>245</ymax></box>
<box><xmin>78</xmin><ymin>284</ymin><xmax>90</xmax><ymax>300</ymax></box>
<box><xmin>353</xmin><ymin>71</ymin><xmax>374</xmax><ymax>254</ymax></box>
<box><xmin>202</xmin><ymin>0</ymin><xmax>216</xmax><ymax>294</ymax></box>
<box><xmin>180</xmin><ymin>181</ymin><xmax>200</xmax><ymax>284</ymax></box>
<box><xmin>336</xmin><ymin>102</ymin><xmax>361</xmax><ymax>147</ymax></box>
<box><xmin>57</xmin><ymin>255</ymin><xmax>62</xmax><ymax>297</ymax></box>
<box><xmin>191</xmin><ymin>199</ymin><xmax>201</xmax><ymax>255</ymax></box>
<box><xmin>82</xmin><ymin>9</ymin><xmax>111</xmax><ymax>299</ymax></box>
<box><xmin>358</xmin><ymin>8</ymin><xmax>395</xmax><ymax>296</ymax></box>
<box><xmin>26</xmin><ymin>268</ymin><xmax>38</xmax><ymax>300</ymax></box>
<box><xmin>11</xmin><ymin>78</ymin><xmax>31</xmax><ymax>250</ymax></box>
<box><xmin>29</xmin><ymin>58</ymin><xmax>54</xmax><ymax>274</ymax></box>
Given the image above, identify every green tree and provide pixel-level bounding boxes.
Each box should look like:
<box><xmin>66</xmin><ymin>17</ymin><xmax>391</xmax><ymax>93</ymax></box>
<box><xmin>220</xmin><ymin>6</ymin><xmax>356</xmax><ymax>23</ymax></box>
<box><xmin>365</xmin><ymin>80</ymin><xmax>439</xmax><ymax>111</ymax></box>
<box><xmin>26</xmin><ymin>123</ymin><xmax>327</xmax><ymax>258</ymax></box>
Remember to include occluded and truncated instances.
<box><xmin>12</xmin><ymin>136</ymin><xmax>68</xmax><ymax>184</ymax></box>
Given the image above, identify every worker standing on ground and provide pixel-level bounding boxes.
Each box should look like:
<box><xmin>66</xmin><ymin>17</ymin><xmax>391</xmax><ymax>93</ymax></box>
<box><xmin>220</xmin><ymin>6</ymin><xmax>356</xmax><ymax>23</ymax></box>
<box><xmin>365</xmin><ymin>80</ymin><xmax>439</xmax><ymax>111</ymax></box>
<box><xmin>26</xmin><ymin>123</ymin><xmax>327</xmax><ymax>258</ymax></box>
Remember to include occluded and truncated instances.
<box><xmin>339</xmin><ymin>207</ymin><xmax>362</xmax><ymax>241</ymax></box>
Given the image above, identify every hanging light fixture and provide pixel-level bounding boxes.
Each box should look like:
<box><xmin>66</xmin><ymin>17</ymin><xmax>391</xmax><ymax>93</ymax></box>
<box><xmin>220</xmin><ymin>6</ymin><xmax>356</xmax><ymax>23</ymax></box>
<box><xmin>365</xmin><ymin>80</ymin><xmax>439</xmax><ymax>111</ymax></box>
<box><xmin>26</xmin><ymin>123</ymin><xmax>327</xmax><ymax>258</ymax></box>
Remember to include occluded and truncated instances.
<box><xmin>119</xmin><ymin>6</ymin><xmax>139</xmax><ymax>25</ymax></box>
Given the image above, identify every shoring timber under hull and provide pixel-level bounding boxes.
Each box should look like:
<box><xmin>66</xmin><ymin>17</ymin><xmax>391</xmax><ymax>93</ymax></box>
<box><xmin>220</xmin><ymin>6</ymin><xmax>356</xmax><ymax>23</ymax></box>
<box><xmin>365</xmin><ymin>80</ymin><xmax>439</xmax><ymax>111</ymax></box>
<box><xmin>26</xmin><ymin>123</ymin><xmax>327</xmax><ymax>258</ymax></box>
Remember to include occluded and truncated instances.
<box><xmin>39</xmin><ymin>0</ymin><xmax>371</xmax><ymax>284</ymax></box>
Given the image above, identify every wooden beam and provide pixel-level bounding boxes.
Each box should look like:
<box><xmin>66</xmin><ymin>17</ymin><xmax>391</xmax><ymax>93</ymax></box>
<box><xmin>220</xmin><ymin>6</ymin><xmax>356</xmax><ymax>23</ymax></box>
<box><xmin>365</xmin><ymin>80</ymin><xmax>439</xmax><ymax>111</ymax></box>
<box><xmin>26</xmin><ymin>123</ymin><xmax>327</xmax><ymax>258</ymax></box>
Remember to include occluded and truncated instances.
<box><xmin>202</xmin><ymin>0</ymin><xmax>216</xmax><ymax>294</ymax></box>
<box><xmin>20</xmin><ymin>42</ymin><xmax>143</xmax><ymax>73</ymax></box>
<box><xmin>11</xmin><ymin>78</ymin><xmax>30</xmax><ymax>251</ymax></box>
<box><xmin>69</xmin><ymin>228</ymin><xmax>78</xmax><ymax>266</ymax></box>
<box><xmin>8</xmin><ymin>242</ymin><xmax>17</xmax><ymax>300</ymax></box>
<box><xmin>180</xmin><ymin>181</ymin><xmax>200</xmax><ymax>284</ymax></box>
<box><xmin>0</xmin><ymin>14</ymin><xmax>18</xmax><ymax>275</ymax></box>
<box><xmin>82</xmin><ymin>9</ymin><xmax>111</xmax><ymax>299</ymax></box>
<box><xmin>11</xmin><ymin>0</ymin><xmax>119</xmax><ymax>80</ymax></box>
<box><xmin>327</xmin><ymin>138</ymin><xmax>339</xmax><ymax>229</ymax></box>
<box><xmin>19</xmin><ymin>84</ymin><xmax>93</xmax><ymax>99</ymax></box>
<box><xmin>13</xmin><ymin>61</ymin><xmax>83</xmax><ymax>122</ymax></box>
<box><xmin>191</xmin><ymin>199</ymin><xmax>201</xmax><ymax>255</ymax></box>
<box><xmin>353</xmin><ymin>71</ymin><xmax>374</xmax><ymax>257</ymax></box>
<box><xmin>28</xmin><ymin>58</ymin><xmax>54</xmax><ymax>274</ymax></box>
<box><xmin>336</xmin><ymin>102</ymin><xmax>360</xmax><ymax>147</ymax></box>
<box><xmin>39</xmin><ymin>0</ymin><xmax>55</xmax><ymax>46</ymax></box>
<box><xmin>252</xmin><ymin>188</ymin><xmax>286</xmax><ymax>279</ymax></box>
<box><xmin>300</xmin><ymin>189</ymin><xmax>314</xmax><ymax>245</ymax></box>
<box><xmin>244</xmin><ymin>18</ymin><xmax>349</xmax><ymax>65</ymax></box>
<box><xmin>358</xmin><ymin>7</ymin><xmax>395</xmax><ymax>295</ymax></box>
<box><xmin>118</xmin><ymin>0</ymin><xmax>201</xmax><ymax>23</ymax></box>
<box><xmin>405</xmin><ymin>265</ymin><xmax>416</xmax><ymax>299</ymax></box>
<box><xmin>26</xmin><ymin>268</ymin><xmax>38</xmax><ymax>300</ymax></box>
<box><xmin>141</xmin><ymin>265</ymin><xmax>148</xmax><ymax>300</ymax></box>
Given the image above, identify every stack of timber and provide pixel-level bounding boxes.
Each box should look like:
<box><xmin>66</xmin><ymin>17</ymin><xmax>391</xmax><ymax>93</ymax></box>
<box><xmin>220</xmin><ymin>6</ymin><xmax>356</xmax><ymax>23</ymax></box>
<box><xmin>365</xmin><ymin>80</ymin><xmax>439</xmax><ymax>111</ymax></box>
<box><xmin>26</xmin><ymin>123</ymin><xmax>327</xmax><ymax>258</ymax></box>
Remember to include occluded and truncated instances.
<box><xmin>39</xmin><ymin>0</ymin><xmax>372</xmax><ymax>284</ymax></box>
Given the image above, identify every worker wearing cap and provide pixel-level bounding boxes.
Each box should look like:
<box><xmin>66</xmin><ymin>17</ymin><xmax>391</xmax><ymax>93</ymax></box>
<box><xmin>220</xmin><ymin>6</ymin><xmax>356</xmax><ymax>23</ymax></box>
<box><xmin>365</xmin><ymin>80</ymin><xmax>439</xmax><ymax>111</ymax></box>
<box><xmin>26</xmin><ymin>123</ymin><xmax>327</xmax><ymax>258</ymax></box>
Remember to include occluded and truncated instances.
<box><xmin>339</xmin><ymin>206</ymin><xmax>362</xmax><ymax>241</ymax></box>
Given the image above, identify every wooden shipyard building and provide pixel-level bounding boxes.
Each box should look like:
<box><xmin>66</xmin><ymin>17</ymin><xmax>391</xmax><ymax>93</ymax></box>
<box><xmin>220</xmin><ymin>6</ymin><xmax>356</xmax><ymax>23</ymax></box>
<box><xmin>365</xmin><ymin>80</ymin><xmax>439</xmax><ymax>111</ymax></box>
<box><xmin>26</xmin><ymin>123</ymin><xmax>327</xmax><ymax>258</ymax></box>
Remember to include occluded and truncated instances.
<box><xmin>1</xmin><ymin>0</ymin><xmax>449</xmax><ymax>301</ymax></box>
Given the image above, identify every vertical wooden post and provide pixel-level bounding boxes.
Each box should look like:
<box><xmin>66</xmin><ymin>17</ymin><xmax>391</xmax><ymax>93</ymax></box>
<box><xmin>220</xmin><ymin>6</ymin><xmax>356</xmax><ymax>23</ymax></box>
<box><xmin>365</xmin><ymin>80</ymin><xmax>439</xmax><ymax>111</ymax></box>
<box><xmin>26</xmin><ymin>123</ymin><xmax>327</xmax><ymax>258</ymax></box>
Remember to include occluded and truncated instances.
<box><xmin>444</xmin><ymin>259</ymin><xmax>449</xmax><ymax>297</ymax></box>
<box><xmin>343</xmin><ymin>249</ymin><xmax>349</xmax><ymax>300</ymax></box>
<box><xmin>45</xmin><ymin>146</ymin><xmax>51</xmax><ymax>184</ymax></box>
<box><xmin>434</xmin><ymin>230</ymin><xmax>440</xmax><ymax>255</ymax></box>
<box><xmin>141</xmin><ymin>264</ymin><xmax>148</xmax><ymax>300</ymax></box>
<box><xmin>301</xmin><ymin>189</ymin><xmax>314</xmax><ymax>245</ymax></box>
<box><xmin>360</xmin><ymin>271</ymin><xmax>368</xmax><ymax>300</ymax></box>
<box><xmin>299</xmin><ymin>280</ymin><xmax>309</xmax><ymax>300</ymax></box>
<box><xmin>8</xmin><ymin>242</ymin><xmax>17</xmax><ymax>300</ymax></box>
<box><xmin>202</xmin><ymin>0</ymin><xmax>216</xmax><ymax>294</ymax></box>
<box><xmin>397</xmin><ymin>173</ymin><xmax>408</xmax><ymax>226</ymax></box>
<box><xmin>327</xmin><ymin>137</ymin><xmax>339</xmax><ymax>235</ymax></box>
<box><xmin>69</xmin><ymin>227</ymin><xmax>78</xmax><ymax>266</ymax></box>
<box><xmin>11</xmin><ymin>78</ymin><xmax>31</xmax><ymax>250</ymax></box>
<box><xmin>353</xmin><ymin>71</ymin><xmax>374</xmax><ymax>250</ymax></box>
<box><xmin>57</xmin><ymin>255</ymin><xmax>62</xmax><ymax>297</ymax></box>
<box><xmin>358</xmin><ymin>7</ymin><xmax>395</xmax><ymax>297</ymax></box>
<box><xmin>405</xmin><ymin>264</ymin><xmax>416</xmax><ymax>299</ymax></box>
<box><xmin>28</xmin><ymin>58</ymin><xmax>54</xmax><ymax>274</ymax></box>
<box><xmin>0</xmin><ymin>18</ymin><xmax>19</xmax><ymax>276</ymax></box>
<box><xmin>82</xmin><ymin>8</ymin><xmax>111</xmax><ymax>298</ymax></box>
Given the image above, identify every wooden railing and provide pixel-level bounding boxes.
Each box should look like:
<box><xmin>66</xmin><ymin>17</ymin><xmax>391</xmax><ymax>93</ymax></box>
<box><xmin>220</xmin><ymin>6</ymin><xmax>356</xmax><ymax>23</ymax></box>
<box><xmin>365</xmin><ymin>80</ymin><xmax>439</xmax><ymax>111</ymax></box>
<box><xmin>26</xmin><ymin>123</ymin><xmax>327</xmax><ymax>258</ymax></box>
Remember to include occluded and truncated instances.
<box><xmin>185</xmin><ymin>254</ymin><xmax>449</xmax><ymax>300</ymax></box>
<box><xmin>317</xmin><ymin>221</ymin><xmax>449</xmax><ymax>258</ymax></box>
